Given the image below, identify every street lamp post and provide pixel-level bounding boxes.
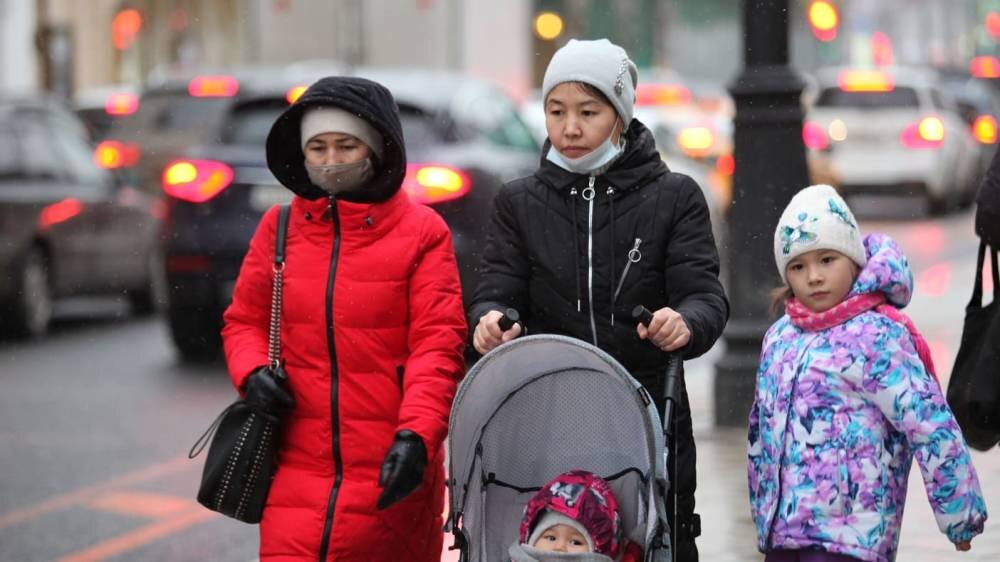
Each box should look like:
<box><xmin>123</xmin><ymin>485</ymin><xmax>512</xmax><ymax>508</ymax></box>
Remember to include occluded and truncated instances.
<box><xmin>714</xmin><ymin>0</ymin><xmax>811</xmax><ymax>427</ymax></box>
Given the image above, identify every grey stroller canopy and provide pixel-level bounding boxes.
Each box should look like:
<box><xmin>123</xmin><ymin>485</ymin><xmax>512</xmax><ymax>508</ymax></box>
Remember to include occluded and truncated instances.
<box><xmin>447</xmin><ymin>335</ymin><xmax>672</xmax><ymax>562</ymax></box>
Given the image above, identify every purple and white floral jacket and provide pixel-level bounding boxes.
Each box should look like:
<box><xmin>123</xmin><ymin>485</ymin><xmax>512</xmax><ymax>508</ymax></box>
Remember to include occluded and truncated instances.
<box><xmin>747</xmin><ymin>234</ymin><xmax>986</xmax><ymax>562</ymax></box>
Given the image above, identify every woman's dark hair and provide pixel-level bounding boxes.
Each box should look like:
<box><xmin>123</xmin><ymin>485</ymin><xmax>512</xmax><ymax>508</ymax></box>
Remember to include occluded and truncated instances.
<box><xmin>546</xmin><ymin>81</ymin><xmax>613</xmax><ymax>107</ymax></box>
<box><xmin>769</xmin><ymin>285</ymin><xmax>794</xmax><ymax>317</ymax></box>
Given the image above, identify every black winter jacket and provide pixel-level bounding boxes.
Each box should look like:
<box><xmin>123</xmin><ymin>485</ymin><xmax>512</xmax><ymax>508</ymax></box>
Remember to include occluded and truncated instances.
<box><xmin>469</xmin><ymin>120</ymin><xmax>729</xmax><ymax>391</ymax></box>
<box><xmin>976</xmin><ymin>146</ymin><xmax>1000</xmax><ymax>248</ymax></box>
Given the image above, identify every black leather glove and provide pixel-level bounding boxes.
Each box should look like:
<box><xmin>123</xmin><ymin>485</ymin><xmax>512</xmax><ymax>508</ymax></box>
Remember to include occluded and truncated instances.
<box><xmin>242</xmin><ymin>366</ymin><xmax>295</xmax><ymax>417</ymax></box>
<box><xmin>376</xmin><ymin>430</ymin><xmax>427</xmax><ymax>510</ymax></box>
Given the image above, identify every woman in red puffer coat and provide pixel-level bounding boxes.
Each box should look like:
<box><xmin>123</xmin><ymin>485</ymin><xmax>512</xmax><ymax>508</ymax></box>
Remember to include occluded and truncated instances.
<box><xmin>222</xmin><ymin>76</ymin><xmax>467</xmax><ymax>561</ymax></box>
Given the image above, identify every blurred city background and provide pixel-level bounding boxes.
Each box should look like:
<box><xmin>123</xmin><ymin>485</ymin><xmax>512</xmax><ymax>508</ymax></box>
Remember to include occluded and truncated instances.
<box><xmin>1</xmin><ymin>0</ymin><xmax>999</xmax><ymax>560</ymax></box>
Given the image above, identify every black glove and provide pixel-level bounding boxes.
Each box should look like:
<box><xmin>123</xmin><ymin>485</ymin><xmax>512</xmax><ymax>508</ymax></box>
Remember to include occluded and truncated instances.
<box><xmin>376</xmin><ymin>430</ymin><xmax>427</xmax><ymax>510</ymax></box>
<box><xmin>242</xmin><ymin>366</ymin><xmax>295</xmax><ymax>417</ymax></box>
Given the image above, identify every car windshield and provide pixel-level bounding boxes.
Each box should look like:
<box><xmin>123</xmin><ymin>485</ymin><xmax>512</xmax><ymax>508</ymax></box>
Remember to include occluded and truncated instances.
<box><xmin>816</xmin><ymin>86</ymin><xmax>920</xmax><ymax>108</ymax></box>
<box><xmin>148</xmin><ymin>92</ymin><xmax>230</xmax><ymax>132</ymax></box>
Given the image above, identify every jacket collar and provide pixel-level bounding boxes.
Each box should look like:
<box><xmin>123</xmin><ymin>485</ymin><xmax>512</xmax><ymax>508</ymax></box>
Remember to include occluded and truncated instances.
<box><xmin>534</xmin><ymin>120</ymin><xmax>668</xmax><ymax>194</ymax></box>
<box><xmin>293</xmin><ymin>189</ymin><xmax>411</xmax><ymax>235</ymax></box>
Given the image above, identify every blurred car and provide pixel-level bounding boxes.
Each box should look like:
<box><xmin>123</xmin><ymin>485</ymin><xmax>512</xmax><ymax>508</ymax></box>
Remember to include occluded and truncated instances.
<box><xmin>106</xmin><ymin>66</ymin><xmax>539</xmax><ymax>361</ymax></box>
<box><xmin>74</xmin><ymin>85</ymin><xmax>140</xmax><ymax>142</ymax></box>
<box><xmin>0</xmin><ymin>95</ymin><xmax>163</xmax><ymax>337</ymax></box>
<box><xmin>803</xmin><ymin>66</ymin><xmax>980</xmax><ymax>214</ymax></box>
<box><xmin>936</xmin><ymin>67</ymin><xmax>1000</xmax><ymax>198</ymax></box>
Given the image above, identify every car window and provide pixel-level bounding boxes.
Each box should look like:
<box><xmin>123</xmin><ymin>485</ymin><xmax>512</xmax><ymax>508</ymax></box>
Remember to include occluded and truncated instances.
<box><xmin>816</xmin><ymin>87</ymin><xmax>920</xmax><ymax>109</ymax></box>
<box><xmin>398</xmin><ymin>105</ymin><xmax>441</xmax><ymax>146</ymax></box>
<box><xmin>221</xmin><ymin>99</ymin><xmax>288</xmax><ymax>146</ymax></box>
<box><xmin>49</xmin><ymin>121</ymin><xmax>108</xmax><ymax>187</ymax></box>
<box><xmin>452</xmin><ymin>85</ymin><xmax>538</xmax><ymax>151</ymax></box>
<box><xmin>0</xmin><ymin>121</ymin><xmax>21</xmax><ymax>179</ymax></box>
<box><xmin>929</xmin><ymin>90</ymin><xmax>946</xmax><ymax>110</ymax></box>
<box><xmin>15</xmin><ymin>119</ymin><xmax>65</xmax><ymax>180</ymax></box>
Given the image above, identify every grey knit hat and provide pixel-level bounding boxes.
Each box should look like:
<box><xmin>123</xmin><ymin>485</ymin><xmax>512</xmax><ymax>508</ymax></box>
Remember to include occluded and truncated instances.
<box><xmin>542</xmin><ymin>39</ymin><xmax>638</xmax><ymax>127</ymax></box>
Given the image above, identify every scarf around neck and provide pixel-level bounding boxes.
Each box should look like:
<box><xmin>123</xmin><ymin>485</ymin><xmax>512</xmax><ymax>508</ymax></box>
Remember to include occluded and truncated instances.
<box><xmin>785</xmin><ymin>293</ymin><xmax>938</xmax><ymax>381</ymax></box>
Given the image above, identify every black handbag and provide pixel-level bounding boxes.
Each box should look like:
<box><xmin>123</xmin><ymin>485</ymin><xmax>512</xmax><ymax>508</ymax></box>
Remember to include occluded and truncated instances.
<box><xmin>188</xmin><ymin>205</ymin><xmax>293</xmax><ymax>522</ymax></box>
<box><xmin>946</xmin><ymin>240</ymin><xmax>1000</xmax><ymax>451</ymax></box>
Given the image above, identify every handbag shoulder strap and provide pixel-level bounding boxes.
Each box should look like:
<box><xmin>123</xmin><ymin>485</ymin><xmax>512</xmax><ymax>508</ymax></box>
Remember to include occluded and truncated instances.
<box><xmin>268</xmin><ymin>205</ymin><xmax>292</xmax><ymax>373</ymax></box>
<box><xmin>969</xmin><ymin>240</ymin><xmax>1000</xmax><ymax>308</ymax></box>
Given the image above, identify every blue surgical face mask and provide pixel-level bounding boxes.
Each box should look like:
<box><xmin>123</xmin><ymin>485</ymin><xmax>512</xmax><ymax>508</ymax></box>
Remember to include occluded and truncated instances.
<box><xmin>545</xmin><ymin>120</ymin><xmax>625</xmax><ymax>175</ymax></box>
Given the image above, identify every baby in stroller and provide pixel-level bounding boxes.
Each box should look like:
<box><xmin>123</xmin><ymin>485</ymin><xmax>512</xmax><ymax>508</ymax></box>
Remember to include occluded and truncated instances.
<box><xmin>509</xmin><ymin>470</ymin><xmax>643</xmax><ymax>562</ymax></box>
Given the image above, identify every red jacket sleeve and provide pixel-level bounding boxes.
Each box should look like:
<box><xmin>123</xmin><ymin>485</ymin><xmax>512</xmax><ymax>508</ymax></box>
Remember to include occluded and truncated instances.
<box><xmin>397</xmin><ymin>212</ymin><xmax>467</xmax><ymax>455</ymax></box>
<box><xmin>221</xmin><ymin>205</ymin><xmax>279</xmax><ymax>391</ymax></box>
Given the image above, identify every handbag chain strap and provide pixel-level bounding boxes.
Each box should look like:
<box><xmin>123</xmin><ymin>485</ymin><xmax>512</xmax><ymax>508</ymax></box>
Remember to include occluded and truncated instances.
<box><xmin>268</xmin><ymin>205</ymin><xmax>292</xmax><ymax>373</ymax></box>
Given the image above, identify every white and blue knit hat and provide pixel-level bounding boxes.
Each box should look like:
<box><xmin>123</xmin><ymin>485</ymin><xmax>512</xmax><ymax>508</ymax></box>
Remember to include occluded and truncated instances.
<box><xmin>774</xmin><ymin>184</ymin><xmax>866</xmax><ymax>282</ymax></box>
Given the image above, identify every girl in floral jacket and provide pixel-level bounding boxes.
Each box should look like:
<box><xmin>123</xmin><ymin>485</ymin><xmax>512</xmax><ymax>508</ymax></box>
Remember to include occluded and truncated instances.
<box><xmin>747</xmin><ymin>184</ymin><xmax>986</xmax><ymax>562</ymax></box>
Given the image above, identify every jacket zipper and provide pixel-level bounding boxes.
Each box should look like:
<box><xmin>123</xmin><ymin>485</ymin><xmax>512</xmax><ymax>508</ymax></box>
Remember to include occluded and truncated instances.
<box><xmin>318</xmin><ymin>196</ymin><xmax>343</xmax><ymax>562</ymax></box>
<box><xmin>613</xmin><ymin>237</ymin><xmax>643</xmax><ymax>305</ymax></box>
<box><xmin>584</xmin><ymin>176</ymin><xmax>598</xmax><ymax>346</ymax></box>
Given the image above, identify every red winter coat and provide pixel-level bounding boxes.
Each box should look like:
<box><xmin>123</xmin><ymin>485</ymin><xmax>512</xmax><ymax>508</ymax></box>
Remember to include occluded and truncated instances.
<box><xmin>223</xmin><ymin>76</ymin><xmax>467</xmax><ymax>561</ymax></box>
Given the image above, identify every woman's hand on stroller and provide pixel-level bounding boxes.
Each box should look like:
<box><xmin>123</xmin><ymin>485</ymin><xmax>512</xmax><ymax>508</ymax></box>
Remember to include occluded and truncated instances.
<box><xmin>376</xmin><ymin>430</ymin><xmax>428</xmax><ymax>510</ymax></box>
<box><xmin>473</xmin><ymin>309</ymin><xmax>522</xmax><ymax>354</ymax></box>
<box><xmin>636</xmin><ymin>307</ymin><xmax>690</xmax><ymax>352</ymax></box>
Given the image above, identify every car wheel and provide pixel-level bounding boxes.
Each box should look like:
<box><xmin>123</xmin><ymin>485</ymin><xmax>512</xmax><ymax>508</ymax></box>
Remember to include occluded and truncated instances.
<box><xmin>6</xmin><ymin>248</ymin><xmax>53</xmax><ymax>338</ymax></box>
<box><xmin>130</xmin><ymin>248</ymin><xmax>167</xmax><ymax>316</ymax></box>
<box><xmin>167</xmin><ymin>305</ymin><xmax>222</xmax><ymax>363</ymax></box>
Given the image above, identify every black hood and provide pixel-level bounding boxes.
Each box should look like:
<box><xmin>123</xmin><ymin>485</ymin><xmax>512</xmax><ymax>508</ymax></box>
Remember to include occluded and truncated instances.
<box><xmin>534</xmin><ymin>119</ymin><xmax>669</xmax><ymax>193</ymax></box>
<box><xmin>265</xmin><ymin>76</ymin><xmax>406</xmax><ymax>203</ymax></box>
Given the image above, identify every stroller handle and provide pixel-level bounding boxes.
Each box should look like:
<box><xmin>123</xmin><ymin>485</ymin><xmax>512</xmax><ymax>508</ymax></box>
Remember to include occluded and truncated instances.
<box><xmin>632</xmin><ymin>306</ymin><xmax>683</xmax><ymax>438</ymax></box>
<box><xmin>497</xmin><ymin>308</ymin><xmax>520</xmax><ymax>332</ymax></box>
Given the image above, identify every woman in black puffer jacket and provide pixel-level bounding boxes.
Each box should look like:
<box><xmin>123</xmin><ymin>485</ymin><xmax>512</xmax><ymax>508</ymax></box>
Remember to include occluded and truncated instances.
<box><xmin>469</xmin><ymin>38</ymin><xmax>729</xmax><ymax>562</ymax></box>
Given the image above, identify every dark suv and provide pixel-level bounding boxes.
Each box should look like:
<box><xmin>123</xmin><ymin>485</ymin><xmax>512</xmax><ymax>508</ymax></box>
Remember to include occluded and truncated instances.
<box><xmin>0</xmin><ymin>96</ymin><xmax>162</xmax><ymax>337</ymax></box>
<box><xmin>106</xmin><ymin>67</ymin><xmax>538</xmax><ymax>361</ymax></box>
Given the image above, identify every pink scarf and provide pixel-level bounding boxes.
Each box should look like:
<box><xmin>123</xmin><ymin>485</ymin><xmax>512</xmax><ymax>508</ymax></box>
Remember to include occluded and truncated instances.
<box><xmin>786</xmin><ymin>293</ymin><xmax>938</xmax><ymax>381</ymax></box>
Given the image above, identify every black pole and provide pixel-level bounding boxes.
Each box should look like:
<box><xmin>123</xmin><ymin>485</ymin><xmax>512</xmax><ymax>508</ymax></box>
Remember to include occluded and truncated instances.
<box><xmin>714</xmin><ymin>0</ymin><xmax>811</xmax><ymax>427</ymax></box>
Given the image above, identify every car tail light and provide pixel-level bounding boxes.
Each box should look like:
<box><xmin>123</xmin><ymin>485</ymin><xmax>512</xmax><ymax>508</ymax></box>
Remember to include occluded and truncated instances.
<box><xmin>188</xmin><ymin>75</ymin><xmax>239</xmax><ymax>97</ymax></box>
<box><xmin>635</xmin><ymin>84</ymin><xmax>692</xmax><ymax>106</ymax></box>
<box><xmin>802</xmin><ymin>121</ymin><xmax>829</xmax><ymax>150</ymax></box>
<box><xmin>970</xmin><ymin>56</ymin><xmax>1000</xmax><ymax>79</ymax></box>
<box><xmin>104</xmin><ymin>92</ymin><xmax>139</xmax><ymax>115</ymax></box>
<box><xmin>93</xmin><ymin>140</ymin><xmax>141</xmax><ymax>169</ymax></box>
<box><xmin>837</xmin><ymin>70</ymin><xmax>894</xmax><ymax>92</ymax></box>
<box><xmin>402</xmin><ymin>164</ymin><xmax>470</xmax><ymax>205</ymax></box>
<box><xmin>286</xmin><ymin>85</ymin><xmax>308</xmax><ymax>104</ymax></box>
<box><xmin>162</xmin><ymin>159</ymin><xmax>234</xmax><ymax>202</ymax></box>
<box><xmin>677</xmin><ymin>126</ymin><xmax>714</xmax><ymax>158</ymax></box>
<box><xmin>973</xmin><ymin>115</ymin><xmax>998</xmax><ymax>144</ymax></box>
<box><xmin>167</xmin><ymin>255</ymin><xmax>212</xmax><ymax>273</ymax></box>
<box><xmin>900</xmin><ymin>117</ymin><xmax>945</xmax><ymax>148</ymax></box>
<box><xmin>39</xmin><ymin>198</ymin><xmax>83</xmax><ymax>228</ymax></box>
<box><xmin>715</xmin><ymin>153</ymin><xmax>735</xmax><ymax>176</ymax></box>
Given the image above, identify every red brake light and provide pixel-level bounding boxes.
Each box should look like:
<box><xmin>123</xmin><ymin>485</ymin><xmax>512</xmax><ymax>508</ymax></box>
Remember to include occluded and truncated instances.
<box><xmin>900</xmin><ymin>117</ymin><xmax>945</xmax><ymax>148</ymax></box>
<box><xmin>286</xmin><ymin>85</ymin><xmax>308</xmax><ymax>104</ymax></box>
<box><xmin>970</xmin><ymin>56</ymin><xmax>1000</xmax><ymax>79</ymax></box>
<box><xmin>188</xmin><ymin>75</ymin><xmax>239</xmax><ymax>98</ymax></box>
<box><xmin>93</xmin><ymin>140</ymin><xmax>140</xmax><ymax>169</ymax></box>
<box><xmin>162</xmin><ymin>160</ymin><xmax>234</xmax><ymax>202</ymax></box>
<box><xmin>402</xmin><ymin>164</ymin><xmax>470</xmax><ymax>205</ymax></box>
<box><xmin>973</xmin><ymin>115</ymin><xmax>999</xmax><ymax>144</ymax></box>
<box><xmin>104</xmin><ymin>92</ymin><xmax>139</xmax><ymax>115</ymax></box>
<box><xmin>715</xmin><ymin>153</ymin><xmax>735</xmax><ymax>176</ymax></box>
<box><xmin>39</xmin><ymin>198</ymin><xmax>83</xmax><ymax>228</ymax></box>
<box><xmin>838</xmin><ymin>70</ymin><xmax>894</xmax><ymax>92</ymax></box>
<box><xmin>635</xmin><ymin>84</ymin><xmax>692</xmax><ymax>106</ymax></box>
<box><xmin>802</xmin><ymin>121</ymin><xmax>829</xmax><ymax>150</ymax></box>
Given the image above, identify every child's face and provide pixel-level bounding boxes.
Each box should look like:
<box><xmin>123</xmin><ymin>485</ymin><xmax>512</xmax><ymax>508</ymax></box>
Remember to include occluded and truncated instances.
<box><xmin>785</xmin><ymin>249</ymin><xmax>859</xmax><ymax>313</ymax></box>
<box><xmin>545</xmin><ymin>82</ymin><xmax>622</xmax><ymax>158</ymax></box>
<box><xmin>532</xmin><ymin>523</ymin><xmax>590</xmax><ymax>553</ymax></box>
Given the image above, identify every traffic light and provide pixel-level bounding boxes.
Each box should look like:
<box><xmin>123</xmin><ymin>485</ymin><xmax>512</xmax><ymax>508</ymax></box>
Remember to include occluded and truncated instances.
<box><xmin>808</xmin><ymin>0</ymin><xmax>839</xmax><ymax>42</ymax></box>
<box><xmin>534</xmin><ymin>11</ymin><xmax>563</xmax><ymax>41</ymax></box>
<box><xmin>112</xmin><ymin>9</ymin><xmax>142</xmax><ymax>50</ymax></box>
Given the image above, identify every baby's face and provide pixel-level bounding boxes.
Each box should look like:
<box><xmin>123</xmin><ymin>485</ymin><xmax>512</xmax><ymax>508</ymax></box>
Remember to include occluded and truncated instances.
<box><xmin>533</xmin><ymin>523</ymin><xmax>590</xmax><ymax>553</ymax></box>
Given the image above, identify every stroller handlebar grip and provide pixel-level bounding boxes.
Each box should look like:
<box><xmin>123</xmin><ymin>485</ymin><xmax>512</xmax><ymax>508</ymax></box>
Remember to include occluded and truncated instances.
<box><xmin>497</xmin><ymin>308</ymin><xmax>520</xmax><ymax>332</ymax></box>
<box><xmin>632</xmin><ymin>305</ymin><xmax>654</xmax><ymax>327</ymax></box>
<box><xmin>633</xmin><ymin>305</ymin><xmax>683</xmax><ymax>436</ymax></box>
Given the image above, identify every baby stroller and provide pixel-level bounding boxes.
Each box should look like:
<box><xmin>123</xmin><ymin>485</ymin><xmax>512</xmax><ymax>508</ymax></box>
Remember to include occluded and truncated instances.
<box><xmin>446</xmin><ymin>333</ymin><xmax>676</xmax><ymax>561</ymax></box>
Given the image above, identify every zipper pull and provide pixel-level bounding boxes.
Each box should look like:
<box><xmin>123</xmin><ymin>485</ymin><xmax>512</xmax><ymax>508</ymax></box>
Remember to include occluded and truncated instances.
<box><xmin>613</xmin><ymin>238</ymin><xmax>644</xmax><ymax>306</ymax></box>
<box><xmin>582</xmin><ymin>177</ymin><xmax>596</xmax><ymax>201</ymax></box>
